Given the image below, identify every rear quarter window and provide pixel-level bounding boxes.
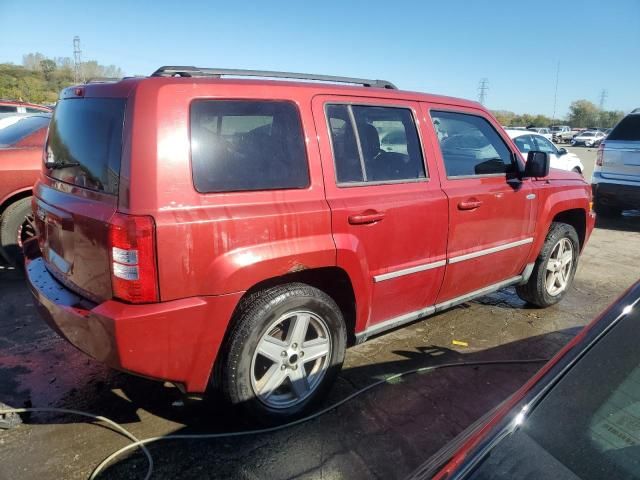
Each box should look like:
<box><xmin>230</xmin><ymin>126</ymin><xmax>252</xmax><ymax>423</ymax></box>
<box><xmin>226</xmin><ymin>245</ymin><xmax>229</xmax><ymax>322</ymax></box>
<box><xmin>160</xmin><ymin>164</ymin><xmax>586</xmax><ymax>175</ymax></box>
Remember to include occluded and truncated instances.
<box><xmin>190</xmin><ymin>100</ymin><xmax>309</xmax><ymax>193</ymax></box>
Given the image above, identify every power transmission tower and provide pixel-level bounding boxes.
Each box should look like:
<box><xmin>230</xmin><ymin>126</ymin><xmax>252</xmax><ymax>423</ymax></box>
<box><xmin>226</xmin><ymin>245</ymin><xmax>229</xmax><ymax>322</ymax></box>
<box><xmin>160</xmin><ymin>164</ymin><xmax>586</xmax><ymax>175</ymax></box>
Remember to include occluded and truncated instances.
<box><xmin>598</xmin><ymin>89</ymin><xmax>608</xmax><ymax>110</ymax></box>
<box><xmin>73</xmin><ymin>36</ymin><xmax>83</xmax><ymax>83</ymax></box>
<box><xmin>478</xmin><ymin>78</ymin><xmax>489</xmax><ymax>105</ymax></box>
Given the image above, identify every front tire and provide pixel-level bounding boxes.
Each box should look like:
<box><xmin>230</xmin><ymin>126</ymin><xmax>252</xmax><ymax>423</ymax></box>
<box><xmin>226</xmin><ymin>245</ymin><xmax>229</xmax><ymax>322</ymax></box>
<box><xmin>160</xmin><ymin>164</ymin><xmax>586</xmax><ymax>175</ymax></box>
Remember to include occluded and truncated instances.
<box><xmin>516</xmin><ymin>222</ymin><xmax>579</xmax><ymax>308</ymax></box>
<box><xmin>220</xmin><ymin>283</ymin><xmax>346</xmax><ymax>423</ymax></box>
<box><xmin>0</xmin><ymin>197</ymin><xmax>35</xmax><ymax>266</ymax></box>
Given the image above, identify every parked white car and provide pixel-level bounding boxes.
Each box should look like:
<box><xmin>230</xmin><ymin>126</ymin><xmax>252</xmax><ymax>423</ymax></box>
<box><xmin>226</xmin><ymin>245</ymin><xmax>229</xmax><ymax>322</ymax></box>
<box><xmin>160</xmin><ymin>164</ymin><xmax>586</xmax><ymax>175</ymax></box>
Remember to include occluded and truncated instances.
<box><xmin>527</xmin><ymin>127</ymin><xmax>552</xmax><ymax>141</ymax></box>
<box><xmin>571</xmin><ymin>130</ymin><xmax>606</xmax><ymax>147</ymax></box>
<box><xmin>505</xmin><ymin>129</ymin><xmax>585</xmax><ymax>174</ymax></box>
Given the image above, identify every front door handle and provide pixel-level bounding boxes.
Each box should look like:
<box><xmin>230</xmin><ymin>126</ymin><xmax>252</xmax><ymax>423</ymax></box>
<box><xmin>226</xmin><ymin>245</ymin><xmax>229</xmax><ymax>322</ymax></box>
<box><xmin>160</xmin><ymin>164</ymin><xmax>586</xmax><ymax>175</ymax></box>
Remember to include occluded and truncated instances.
<box><xmin>458</xmin><ymin>199</ymin><xmax>483</xmax><ymax>210</ymax></box>
<box><xmin>348</xmin><ymin>211</ymin><xmax>385</xmax><ymax>225</ymax></box>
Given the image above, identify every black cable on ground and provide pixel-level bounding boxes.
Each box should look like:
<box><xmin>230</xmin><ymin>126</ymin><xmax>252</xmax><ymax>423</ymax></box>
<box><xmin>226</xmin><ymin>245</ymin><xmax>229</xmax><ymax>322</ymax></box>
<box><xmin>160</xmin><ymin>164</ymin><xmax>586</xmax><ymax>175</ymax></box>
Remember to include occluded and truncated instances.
<box><xmin>0</xmin><ymin>357</ymin><xmax>548</xmax><ymax>480</ymax></box>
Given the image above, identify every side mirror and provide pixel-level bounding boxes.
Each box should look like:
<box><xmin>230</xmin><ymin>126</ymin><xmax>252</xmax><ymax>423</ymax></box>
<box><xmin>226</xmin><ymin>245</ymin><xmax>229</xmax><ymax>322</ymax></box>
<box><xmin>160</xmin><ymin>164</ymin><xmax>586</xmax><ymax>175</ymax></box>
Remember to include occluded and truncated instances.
<box><xmin>557</xmin><ymin>147</ymin><xmax>568</xmax><ymax>156</ymax></box>
<box><xmin>524</xmin><ymin>151</ymin><xmax>550</xmax><ymax>178</ymax></box>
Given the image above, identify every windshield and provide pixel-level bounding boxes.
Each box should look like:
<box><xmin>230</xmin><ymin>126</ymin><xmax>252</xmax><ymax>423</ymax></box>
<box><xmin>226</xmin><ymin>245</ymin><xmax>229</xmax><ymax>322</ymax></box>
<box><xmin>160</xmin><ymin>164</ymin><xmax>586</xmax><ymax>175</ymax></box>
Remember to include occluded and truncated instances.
<box><xmin>468</xmin><ymin>305</ymin><xmax>640</xmax><ymax>480</ymax></box>
<box><xmin>0</xmin><ymin>115</ymin><xmax>50</xmax><ymax>147</ymax></box>
<box><xmin>46</xmin><ymin>98</ymin><xmax>125</xmax><ymax>194</ymax></box>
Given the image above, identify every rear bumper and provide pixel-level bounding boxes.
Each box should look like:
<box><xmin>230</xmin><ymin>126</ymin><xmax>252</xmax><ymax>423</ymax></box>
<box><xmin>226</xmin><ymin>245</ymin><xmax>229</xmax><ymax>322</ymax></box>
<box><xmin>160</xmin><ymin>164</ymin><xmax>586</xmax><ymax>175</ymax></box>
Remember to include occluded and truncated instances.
<box><xmin>592</xmin><ymin>176</ymin><xmax>640</xmax><ymax>210</ymax></box>
<box><xmin>26</xmin><ymin>257</ymin><xmax>243</xmax><ymax>392</ymax></box>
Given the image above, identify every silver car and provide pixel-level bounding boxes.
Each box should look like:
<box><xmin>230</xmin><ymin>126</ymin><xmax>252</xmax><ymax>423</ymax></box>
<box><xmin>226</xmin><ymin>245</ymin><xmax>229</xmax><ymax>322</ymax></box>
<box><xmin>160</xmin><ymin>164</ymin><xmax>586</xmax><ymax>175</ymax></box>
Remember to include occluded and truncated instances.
<box><xmin>592</xmin><ymin>108</ymin><xmax>640</xmax><ymax>216</ymax></box>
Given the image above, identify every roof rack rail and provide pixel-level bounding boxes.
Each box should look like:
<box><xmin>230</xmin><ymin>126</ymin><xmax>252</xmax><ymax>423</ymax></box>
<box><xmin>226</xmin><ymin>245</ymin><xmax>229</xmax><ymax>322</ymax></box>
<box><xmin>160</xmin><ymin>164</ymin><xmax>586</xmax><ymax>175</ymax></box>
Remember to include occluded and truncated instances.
<box><xmin>150</xmin><ymin>66</ymin><xmax>397</xmax><ymax>89</ymax></box>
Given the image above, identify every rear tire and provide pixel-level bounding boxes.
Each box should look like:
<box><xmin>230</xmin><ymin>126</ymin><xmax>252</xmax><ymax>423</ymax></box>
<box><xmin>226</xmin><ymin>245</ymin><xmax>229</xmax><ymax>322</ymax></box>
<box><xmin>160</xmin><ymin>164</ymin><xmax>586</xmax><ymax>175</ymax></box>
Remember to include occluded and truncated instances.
<box><xmin>516</xmin><ymin>222</ymin><xmax>579</xmax><ymax>308</ymax></box>
<box><xmin>0</xmin><ymin>197</ymin><xmax>35</xmax><ymax>267</ymax></box>
<box><xmin>220</xmin><ymin>283</ymin><xmax>346</xmax><ymax>424</ymax></box>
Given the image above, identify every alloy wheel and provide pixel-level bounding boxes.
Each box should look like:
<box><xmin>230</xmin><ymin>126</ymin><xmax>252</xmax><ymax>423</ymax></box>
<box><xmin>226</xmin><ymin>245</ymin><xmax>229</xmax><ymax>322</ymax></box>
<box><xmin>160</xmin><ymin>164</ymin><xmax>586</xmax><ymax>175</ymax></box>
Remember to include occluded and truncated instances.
<box><xmin>545</xmin><ymin>238</ymin><xmax>574</xmax><ymax>296</ymax></box>
<box><xmin>250</xmin><ymin>311</ymin><xmax>332</xmax><ymax>409</ymax></box>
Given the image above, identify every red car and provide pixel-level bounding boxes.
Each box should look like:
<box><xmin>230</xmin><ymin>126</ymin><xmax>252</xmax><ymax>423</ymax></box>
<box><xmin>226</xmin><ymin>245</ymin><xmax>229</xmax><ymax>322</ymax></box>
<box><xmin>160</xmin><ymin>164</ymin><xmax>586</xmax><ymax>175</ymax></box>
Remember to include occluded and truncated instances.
<box><xmin>0</xmin><ymin>114</ymin><xmax>50</xmax><ymax>264</ymax></box>
<box><xmin>25</xmin><ymin>67</ymin><xmax>595</xmax><ymax>421</ymax></box>
<box><xmin>0</xmin><ymin>100</ymin><xmax>52</xmax><ymax>115</ymax></box>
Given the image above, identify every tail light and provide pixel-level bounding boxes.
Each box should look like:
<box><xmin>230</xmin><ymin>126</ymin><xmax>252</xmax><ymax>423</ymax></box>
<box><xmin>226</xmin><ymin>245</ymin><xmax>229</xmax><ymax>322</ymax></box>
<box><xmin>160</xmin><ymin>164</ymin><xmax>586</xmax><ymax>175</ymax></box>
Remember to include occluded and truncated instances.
<box><xmin>596</xmin><ymin>143</ymin><xmax>605</xmax><ymax>166</ymax></box>
<box><xmin>108</xmin><ymin>213</ymin><xmax>159</xmax><ymax>303</ymax></box>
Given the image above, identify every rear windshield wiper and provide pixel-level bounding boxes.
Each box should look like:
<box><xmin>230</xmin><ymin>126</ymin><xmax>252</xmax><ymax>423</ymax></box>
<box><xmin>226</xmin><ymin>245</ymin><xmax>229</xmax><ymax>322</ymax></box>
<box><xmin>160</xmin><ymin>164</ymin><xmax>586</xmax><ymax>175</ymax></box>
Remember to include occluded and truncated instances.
<box><xmin>45</xmin><ymin>161</ymin><xmax>81</xmax><ymax>170</ymax></box>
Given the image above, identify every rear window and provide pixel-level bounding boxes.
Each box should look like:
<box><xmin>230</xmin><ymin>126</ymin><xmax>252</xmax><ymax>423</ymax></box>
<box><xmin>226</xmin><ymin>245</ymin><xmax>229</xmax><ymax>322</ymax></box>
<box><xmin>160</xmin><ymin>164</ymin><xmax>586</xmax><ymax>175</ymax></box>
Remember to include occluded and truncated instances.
<box><xmin>0</xmin><ymin>116</ymin><xmax>50</xmax><ymax>147</ymax></box>
<box><xmin>190</xmin><ymin>100</ymin><xmax>309</xmax><ymax>193</ymax></box>
<box><xmin>46</xmin><ymin>98</ymin><xmax>125</xmax><ymax>195</ymax></box>
<box><xmin>607</xmin><ymin>115</ymin><xmax>640</xmax><ymax>141</ymax></box>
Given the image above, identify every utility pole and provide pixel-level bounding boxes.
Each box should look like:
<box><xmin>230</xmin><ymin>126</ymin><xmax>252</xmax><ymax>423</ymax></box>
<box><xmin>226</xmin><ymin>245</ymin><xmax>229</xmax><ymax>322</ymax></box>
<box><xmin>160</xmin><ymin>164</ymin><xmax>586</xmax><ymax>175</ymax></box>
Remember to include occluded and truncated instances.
<box><xmin>73</xmin><ymin>36</ymin><xmax>83</xmax><ymax>83</ymax></box>
<box><xmin>598</xmin><ymin>89</ymin><xmax>608</xmax><ymax>110</ymax></box>
<box><xmin>478</xmin><ymin>78</ymin><xmax>489</xmax><ymax>105</ymax></box>
<box><xmin>551</xmin><ymin>61</ymin><xmax>560</xmax><ymax>124</ymax></box>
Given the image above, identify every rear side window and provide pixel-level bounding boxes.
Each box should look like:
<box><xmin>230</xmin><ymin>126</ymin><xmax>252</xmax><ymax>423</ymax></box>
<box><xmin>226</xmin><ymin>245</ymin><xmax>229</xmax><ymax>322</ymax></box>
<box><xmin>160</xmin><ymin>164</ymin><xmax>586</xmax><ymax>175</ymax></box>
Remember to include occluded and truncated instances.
<box><xmin>607</xmin><ymin>115</ymin><xmax>640</xmax><ymax>141</ymax></box>
<box><xmin>190</xmin><ymin>101</ymin><xmax>309</xmax><ymax>193</ymax></box>
<box><xmin>0</xmin><ymin>116</ymin><xmax>50</xmax><ymax>146</ymax></box>
<box><xmin>0</xmin><ymin>105</ymin><xmax>18</xmax><ymax>113</ymax></box>
<box><xmin>431</xmin><ymin>111</ymin><xmax>515</xmax><ymax>177</ymax></box>
<box><xmin>326</xmin><ymin>104</ymin><xmax>426</xmax><ymax>184</ymax></box>
<box><xmin>46</xmin><ymin>98</ymin><xmax>125</xmax><ymax>195</ymax></box>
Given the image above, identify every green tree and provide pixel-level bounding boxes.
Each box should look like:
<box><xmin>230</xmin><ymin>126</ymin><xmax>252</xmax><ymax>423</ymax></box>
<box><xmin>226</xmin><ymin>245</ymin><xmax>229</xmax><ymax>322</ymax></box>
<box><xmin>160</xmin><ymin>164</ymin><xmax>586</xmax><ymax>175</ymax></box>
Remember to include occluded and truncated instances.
<box><xmin>568</xmin><ymin>100</ymin><xmax>600</xmax><ymax>128</ymax></box>
<box><xmin>598</xmin><ymin>110</ymin><xmax>625</xmax><ymax>128</ymax></box>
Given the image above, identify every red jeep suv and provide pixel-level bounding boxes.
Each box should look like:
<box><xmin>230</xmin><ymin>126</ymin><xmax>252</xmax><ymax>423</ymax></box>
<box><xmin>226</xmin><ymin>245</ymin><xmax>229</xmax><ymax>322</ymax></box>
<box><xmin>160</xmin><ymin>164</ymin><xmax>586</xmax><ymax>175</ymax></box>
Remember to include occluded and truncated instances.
<box><xmin>25</xmin><ymin>67</ymin><xmax>595</xmax><ymax>421</ymax></box>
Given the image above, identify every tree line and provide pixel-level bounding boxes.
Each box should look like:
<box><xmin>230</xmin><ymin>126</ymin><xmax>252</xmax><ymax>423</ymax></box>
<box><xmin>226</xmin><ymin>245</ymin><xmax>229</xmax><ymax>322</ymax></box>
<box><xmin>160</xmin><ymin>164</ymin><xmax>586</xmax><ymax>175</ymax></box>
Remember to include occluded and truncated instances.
<box><xmin>0</xmin><ymin>52</ymin><xmax>123</xmax><ymax>104</ymax></box>
<box><xmin>493</xmin><ymin>100</ymin><xmax>625</xmax><ymax>129</ymax></box>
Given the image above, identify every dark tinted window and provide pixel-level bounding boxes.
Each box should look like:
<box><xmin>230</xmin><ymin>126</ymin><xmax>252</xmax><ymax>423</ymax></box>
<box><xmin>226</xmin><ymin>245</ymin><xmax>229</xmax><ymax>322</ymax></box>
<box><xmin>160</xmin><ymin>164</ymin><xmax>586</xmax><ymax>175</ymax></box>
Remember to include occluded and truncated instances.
<box><xmin>0</xmin><ymin>115</ymin><xmax>50</xmax><ymax>146</ymax></box>
<box><xmin>26</xmin><ymin>107</ymin><xmax>45</xmax><ymax>113</ymax></box>
<box><xmin>46</xmin><ymin>98</ymin><xmax>125</xmax><ymax>194</ymax></box>
<box><xmin>190</xmin><ymin>101</ymin><xmax>309</xmax><ymax>193</ymax></box>
<box><xmin>0</xmin><ymin>105</ymin><xmax>18</xmax><ymax>113</ymax></box>
<box><xmin>326</xmin><ymin>104</ymin><xmax>426</xmax><ymax>184</ymax></box>
<box><xmin>327</xmin><ymin>105</ymin><xmax>363</xmax><ymax>182</ymax></box>
<box><xmin>469</xmin><ymin>305</ymin><xmax>640</xmax><ymax>480</ymax></box>
<box><xmin>432</xmin><ymin>111</ymin><xmax>514</xmax><ymax>177</ymax></box>
<box><xmin>608</xmin><ymin>115</ymin><xmax>640</xmax><ymax>141</ymax></box>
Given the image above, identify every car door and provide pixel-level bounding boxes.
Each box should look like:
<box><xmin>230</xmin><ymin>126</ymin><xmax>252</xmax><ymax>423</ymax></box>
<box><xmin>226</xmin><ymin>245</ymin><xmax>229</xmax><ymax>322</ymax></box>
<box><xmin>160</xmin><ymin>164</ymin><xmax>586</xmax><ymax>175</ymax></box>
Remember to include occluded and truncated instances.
<box><xmin>312</xmin><ymin>95</ymin><xmax>448</xmax><ymax>333</ymax></box>
<box><xmin>425</xmin><ymin>106</ymin><xmax>536</xmax><ymax>302</ymax></box>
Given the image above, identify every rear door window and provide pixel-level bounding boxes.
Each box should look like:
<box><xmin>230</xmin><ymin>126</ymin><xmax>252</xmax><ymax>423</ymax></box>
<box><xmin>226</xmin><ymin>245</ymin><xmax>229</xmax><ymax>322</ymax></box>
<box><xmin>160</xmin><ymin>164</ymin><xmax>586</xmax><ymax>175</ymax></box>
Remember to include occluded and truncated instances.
<box><xmin>607</xmin><ymin>115</ymin><xmax>640</xmax><ymax>141</ymax></box>
<box><xmin>190</xmin><ymin>100</ymin><xmax>309</xmax><ymax>193</ymax></box>
<box><xmin>326</xmin><ymin>104</ymin><xmax>426</xmax><ymax>184</ymax></box>
<box><xmin>0</xmin><ymin>105</ymin><xmax>18</xmax><ymax>113</ymax></box>
<box><xmin>431</xmin><ymin>111</ymin><xmax>515</xmax><ymax>177</ymax></box>
<box><xmin>46</xmin><ymin>98</ymin><xmax>126</xmax><ymax>194</ymax></box>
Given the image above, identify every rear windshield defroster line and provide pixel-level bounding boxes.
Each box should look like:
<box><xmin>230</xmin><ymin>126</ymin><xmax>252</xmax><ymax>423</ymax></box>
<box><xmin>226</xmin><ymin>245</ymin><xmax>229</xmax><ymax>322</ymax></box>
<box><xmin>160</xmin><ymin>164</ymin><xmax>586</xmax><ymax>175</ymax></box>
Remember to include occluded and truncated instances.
<box><xmin>46</xmin><ymin>98</ymin><xmax>126</xmax><ymax>195</ymax></box>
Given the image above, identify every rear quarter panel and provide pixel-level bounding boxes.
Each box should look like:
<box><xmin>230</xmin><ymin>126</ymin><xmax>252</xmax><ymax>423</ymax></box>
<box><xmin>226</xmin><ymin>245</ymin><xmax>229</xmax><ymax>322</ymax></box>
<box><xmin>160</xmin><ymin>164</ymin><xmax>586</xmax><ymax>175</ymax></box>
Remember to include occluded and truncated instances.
<box><xmin>124</xmin><ymin>81</ymin><xmax>335</xmax><ymax>300</ymax></box>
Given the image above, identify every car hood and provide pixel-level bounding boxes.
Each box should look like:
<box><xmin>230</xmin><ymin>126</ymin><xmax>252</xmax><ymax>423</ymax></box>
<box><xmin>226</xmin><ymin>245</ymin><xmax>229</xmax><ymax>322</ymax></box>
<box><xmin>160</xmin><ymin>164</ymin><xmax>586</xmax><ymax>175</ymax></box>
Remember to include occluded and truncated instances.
<box><xmin>546</xmin><ymin>167</ymin><xmax>586</xmax><ymax>180</ymax></box>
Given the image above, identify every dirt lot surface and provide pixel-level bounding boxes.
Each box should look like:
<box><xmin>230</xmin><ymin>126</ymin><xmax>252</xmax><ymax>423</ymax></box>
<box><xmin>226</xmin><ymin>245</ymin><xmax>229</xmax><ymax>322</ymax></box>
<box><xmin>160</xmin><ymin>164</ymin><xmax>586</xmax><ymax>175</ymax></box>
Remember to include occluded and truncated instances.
<box><xmin>1</xmin><ymin>147</ymin><xmax>638</xmax><ymax>480</ymax></box>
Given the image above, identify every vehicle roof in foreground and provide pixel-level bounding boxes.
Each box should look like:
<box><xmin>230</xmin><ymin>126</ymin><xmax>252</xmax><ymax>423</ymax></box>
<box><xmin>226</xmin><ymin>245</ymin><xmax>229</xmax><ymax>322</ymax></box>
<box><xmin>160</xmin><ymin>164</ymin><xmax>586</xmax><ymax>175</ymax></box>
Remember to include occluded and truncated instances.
<box><xmin>409</xmin><ymin>281</ymin><xmax>640</xmax><ymax>480</ymax></box>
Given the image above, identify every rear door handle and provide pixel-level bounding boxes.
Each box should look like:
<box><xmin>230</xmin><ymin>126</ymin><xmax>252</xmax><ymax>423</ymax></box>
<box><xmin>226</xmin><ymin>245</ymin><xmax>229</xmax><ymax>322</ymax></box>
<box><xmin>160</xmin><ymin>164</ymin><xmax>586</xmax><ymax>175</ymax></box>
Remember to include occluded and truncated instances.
<box><xmin>458</xmin><ymin>199</ymin><xmax>483</xmax><ymax>210</ymax></box>
<box><xmin>348</xmin><ymin>211</ymin><xmax>385</xmax><ymax>225</ymax></box>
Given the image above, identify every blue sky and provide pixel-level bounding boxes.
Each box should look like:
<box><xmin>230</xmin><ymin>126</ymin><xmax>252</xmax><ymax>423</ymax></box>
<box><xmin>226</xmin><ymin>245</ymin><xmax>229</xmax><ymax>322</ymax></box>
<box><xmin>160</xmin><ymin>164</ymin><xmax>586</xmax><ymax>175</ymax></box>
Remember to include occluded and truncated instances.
<box><xmin>1</xmin><ymin>0</ymin><xmax>637</xmax><ymax>116</ymax></box>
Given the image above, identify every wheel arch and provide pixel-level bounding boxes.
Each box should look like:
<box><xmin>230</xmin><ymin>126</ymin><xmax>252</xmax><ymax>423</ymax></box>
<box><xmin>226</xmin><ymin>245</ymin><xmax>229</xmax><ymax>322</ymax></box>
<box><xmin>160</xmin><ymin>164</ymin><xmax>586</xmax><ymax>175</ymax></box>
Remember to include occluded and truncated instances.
<box><xmin>552</xmin><ymin>208</ymin><xmax>587</xmax><ymax>252</ymax></box>
<box><xmin>0</xmin><ymin>188</ymin><xmax>32</xmax><ymax>217</ymax></box>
